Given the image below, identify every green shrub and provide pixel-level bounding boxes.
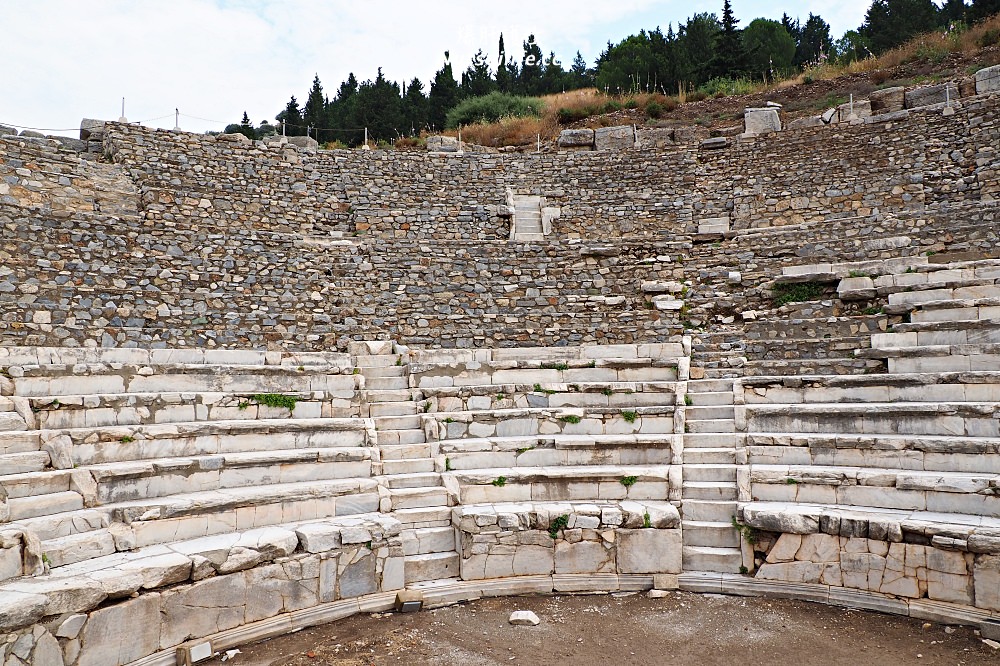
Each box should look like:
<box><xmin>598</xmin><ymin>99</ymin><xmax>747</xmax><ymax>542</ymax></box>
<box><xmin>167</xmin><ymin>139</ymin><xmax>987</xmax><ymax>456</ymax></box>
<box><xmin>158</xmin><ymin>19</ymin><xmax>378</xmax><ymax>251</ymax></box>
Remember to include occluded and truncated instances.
<box><xmin>549</xmin><ymin>514</ymin><xmax>570</xmax><ymax>539</ymax></box>
<box><xmin>557</xmin><ymin>107</ymin><xmax>596</xmax><ymax>124</ymax></box>
<box><xmin>446</xmin><ymin>92</ymin><xmax>543</xmax><ymax>129</ymax></box>
<box><xmin>699</xmin><ymin>77</ymin><xmax>755</xmax><ymax>97</ymax></box>
<box><xmin>645</xmin><ymin>101</ymin><xmax>664</xmax><ymax>118</ymax></box>
<box><xmin>602</xmin><ymin>100</ymin><xmax>623</xmax><ymax>113</ymax></box>
<box><xmin>624</xmin><ymin>98</ymin><xmax>639</xmax><ymax>109</ymax></box>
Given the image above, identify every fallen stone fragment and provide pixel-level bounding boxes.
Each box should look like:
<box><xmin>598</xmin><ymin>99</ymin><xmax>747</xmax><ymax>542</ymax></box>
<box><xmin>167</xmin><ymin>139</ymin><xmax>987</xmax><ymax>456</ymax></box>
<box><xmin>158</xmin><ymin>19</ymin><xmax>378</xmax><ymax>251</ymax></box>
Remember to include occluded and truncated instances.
<box><xmin>509</xmin><ymin>610</ymin><xmax>540</xmax><ymax>626</ymax></box>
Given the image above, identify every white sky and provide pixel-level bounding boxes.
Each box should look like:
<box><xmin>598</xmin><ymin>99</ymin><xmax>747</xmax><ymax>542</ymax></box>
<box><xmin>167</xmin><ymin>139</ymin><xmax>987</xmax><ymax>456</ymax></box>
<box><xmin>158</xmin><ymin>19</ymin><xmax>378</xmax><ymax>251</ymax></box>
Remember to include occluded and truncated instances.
<box><xmin>1</xmin><ymin>1</ymin><xmax>871</xmax><ymax>137</ymax></box>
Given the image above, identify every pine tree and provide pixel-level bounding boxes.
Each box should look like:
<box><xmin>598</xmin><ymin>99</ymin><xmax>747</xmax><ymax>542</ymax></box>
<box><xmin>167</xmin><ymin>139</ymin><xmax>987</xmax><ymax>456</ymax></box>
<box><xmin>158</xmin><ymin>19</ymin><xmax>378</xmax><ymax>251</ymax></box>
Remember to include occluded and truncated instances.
<box><xmin>462</xmin><ymin>50</ymin><xmax>496</xmax><ymax>97</ymax></box>
<box><xmin>969</xmin><ymin>0</ymin><xmax>1000</xmax><ymax>22</ymax></box>
<box><xmin>354</xmin><ymin>68</ymin><xmax>402</xmax><ymax>144</ymax></box>
<box><xmin>518</xmin><ymin>35</ymin><xmax>545</xmax><ymax>95</ymax></box>
<box><xmin>796</xmin><ymin>13</ymin><xmax>834</xmax><ymax>65</ymax></box>
<box><xmin>570</xmin><ymin>51</ymin><xmax>592</xmax><ymax>89</ymax></box>
<box><xmin>710</xmin><ymin>0</ymin><xmax>745</xmax><ymax>79</ymax></box>
<box><xmin>275</xmin><ymin>96</ymin><xmax>304</xmax><ymax>136</ymax></box>
<box><xmin>496</xmin><ymin>34</ymin><xmax>512</xmax><ymax>92</ymax></box>
<box><xmin>238</xmin><ymin>111</ymin><xmax>255</xmax><ymax>140</ymax></box>
<box><xmin>401</xmin><ymin>78</ymin><xmax>427</xmax><ymax>136</ymax></box>
<box><xmin>428</xmin><ymin>53</ymin><xmax>460</xmax><ymax>131</ymax></box>
<box><xmin>862</xmin><ymin>0</ymin><xmax>940</xmax><ymax>54</ymax></box>
<box><xmin>303</xmin><ymin>74</ymin><xmax>326</xmax><ymax>139</ymax></box>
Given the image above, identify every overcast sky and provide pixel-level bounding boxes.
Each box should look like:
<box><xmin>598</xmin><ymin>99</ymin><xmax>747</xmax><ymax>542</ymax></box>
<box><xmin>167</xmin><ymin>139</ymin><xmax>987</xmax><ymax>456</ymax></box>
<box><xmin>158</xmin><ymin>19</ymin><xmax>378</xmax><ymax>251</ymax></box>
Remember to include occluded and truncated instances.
<box><xmin>1</xmin><ymin>1</ymin><xmax>871</xmax><ymax>137</ymax></box>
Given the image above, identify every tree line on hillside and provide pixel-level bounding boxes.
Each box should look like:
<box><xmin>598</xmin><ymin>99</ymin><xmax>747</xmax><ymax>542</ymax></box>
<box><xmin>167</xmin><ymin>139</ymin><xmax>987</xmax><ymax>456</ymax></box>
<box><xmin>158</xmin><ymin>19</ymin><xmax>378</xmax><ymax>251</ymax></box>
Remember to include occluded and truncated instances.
<box><xmin>225</xmin><ymin>0</ymin><xmax>1000</xmax><ymax>145</ymax></box>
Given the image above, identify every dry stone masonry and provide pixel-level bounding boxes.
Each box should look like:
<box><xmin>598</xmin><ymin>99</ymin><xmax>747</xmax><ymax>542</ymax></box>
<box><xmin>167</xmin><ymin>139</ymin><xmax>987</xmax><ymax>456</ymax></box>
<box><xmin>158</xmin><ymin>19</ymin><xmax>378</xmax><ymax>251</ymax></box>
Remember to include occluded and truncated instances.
<box><xmin>0</xmin><ymin>65</ymin><xmax>1000</xmax><ymax>665</ymax></box>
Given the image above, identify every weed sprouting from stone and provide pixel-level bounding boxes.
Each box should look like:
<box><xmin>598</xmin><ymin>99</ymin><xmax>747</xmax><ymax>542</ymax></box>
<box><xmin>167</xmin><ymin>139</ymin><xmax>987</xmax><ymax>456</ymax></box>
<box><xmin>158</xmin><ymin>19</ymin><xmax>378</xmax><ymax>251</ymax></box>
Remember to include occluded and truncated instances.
<box><xmin>549</xmin><ymin>514</ymin><xmax>570</xmax><ymax>539</ymax></box>
<box><xmin>491</xmin><ymin>476</ymin><xmax>507</xmax><ymax>487</ymax></box>
<box><xmin>621</xmin><ymin>476</ymin><xmax>638</xmax><ymax>487</ymax></box>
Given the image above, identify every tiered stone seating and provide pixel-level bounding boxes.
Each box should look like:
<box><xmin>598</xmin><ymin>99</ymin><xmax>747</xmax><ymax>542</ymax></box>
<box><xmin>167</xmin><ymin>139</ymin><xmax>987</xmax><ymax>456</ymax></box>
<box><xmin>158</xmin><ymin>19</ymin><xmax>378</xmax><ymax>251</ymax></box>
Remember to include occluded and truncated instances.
<box><xmin>0</xmin><ymin>347</ymin><xmax>382</xmax><ymax>580</ymax></box>
<box><xmin>734</xmin><ymin>260</ymin><xmax>1000</xmax><ymax>616</ymax></box>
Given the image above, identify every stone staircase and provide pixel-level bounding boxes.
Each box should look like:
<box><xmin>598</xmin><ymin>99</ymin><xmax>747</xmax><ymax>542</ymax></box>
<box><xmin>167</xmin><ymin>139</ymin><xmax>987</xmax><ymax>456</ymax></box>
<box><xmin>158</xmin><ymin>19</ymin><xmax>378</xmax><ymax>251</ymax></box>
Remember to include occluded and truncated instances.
<box><xmin>511</xmin><ymin>194</ymin><xmax>543</xmax><ymax>241</ymax></box>
<box><xmin>350</xmin><ymin>342</ymin><xmax>458</xmax><ymax>583</ymax></box>
<box><xmin>681</xmin><ymin>378</ymin><xmax>743</xmax><ymax>573</ymax></box>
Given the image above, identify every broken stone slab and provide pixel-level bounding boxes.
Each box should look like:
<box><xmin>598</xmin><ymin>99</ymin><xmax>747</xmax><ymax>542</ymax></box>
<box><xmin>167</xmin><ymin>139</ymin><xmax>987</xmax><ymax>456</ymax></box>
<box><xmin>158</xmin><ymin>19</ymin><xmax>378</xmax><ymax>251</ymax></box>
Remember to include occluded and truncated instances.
<box><xmin>744</xmin><ymin>108</ymin><xmax>781</xmax><ymax>135</ymax></box>
<box><xmin>635</xmin><ymin>127</ymin><xmax>675</xmax><ymax>149</ymax></box>
<box><xmin>837</xmin><ymin>99</ymin><xmax>872</xmax><ymax>123</ymax></box>
<box><xmin>557</xmin><ymin>129</ymin><xmax>595</xmax><ymax>149</ymax></box>
<box><xmin>837</xmin><ymin>276</ymin><xmax>876</xmax><ymax>301</ymax></box>
<box><xmin>509</xmin><ymin>610</ymin><xmax>540</xmax><ymax>626</ymax></box>
<box><xmin>905</xmin><ymin>82</ymin><xmax>959</xmax><ymax>109</ymax></box>
<box><xmin>700</xmin><ymin>137</ymin><xmax>729</xmax><ymax>150</ymax></box>
<box><xmin>698</xmin><ymin>217</ymin><xmax>730</xmax><ymax>235</ymax></box>
<box><xmin>821</xmin><ymin>108</ymin><xmax>837</xmax><ymax>123</ymax></box>
<box><xmin>217</xmin><ymin>132</ymin><xmax>251</xmax><ymax>144</ymax></box>
<box><xmin>976</xmin><ymin>65</ymin><xmax>1000</xmax><ymax>95</ymax></box>
<box><xmin>788</xmin><ymin>116</ymin><xmax>824</xmax><ymax>129</ymax></box>
<box><xmin>286</xmin><ymin>135</ymin><xmax>320</xmax><ymax>149</ymax></box>
<box><xmin>870</xmin><ymin>87</ymin><xmax>905</xmax><ymax>113</ymax></box>
<box><xmin>0</xmin><ymin>124</ymin><xmax>17</xmax><ymax>136</ymax></box>
<box><xmin>426</xmin><ymin>135</ymin><xmax>459</xmax><ymax>153</ymax></box>
<box><xmin>79</xmin><ymin>119</ymin><xmax>106</xmax><ymax>141</ymax></box>
<box><xmin>0</xmin><ymin>590</ymin><xmax>48</xmax><ymax>632</ymax></box>
<box><xmin>594</xmin><ymin>125</ymin><xmax>635</xmax><ymax>151</ymax></box>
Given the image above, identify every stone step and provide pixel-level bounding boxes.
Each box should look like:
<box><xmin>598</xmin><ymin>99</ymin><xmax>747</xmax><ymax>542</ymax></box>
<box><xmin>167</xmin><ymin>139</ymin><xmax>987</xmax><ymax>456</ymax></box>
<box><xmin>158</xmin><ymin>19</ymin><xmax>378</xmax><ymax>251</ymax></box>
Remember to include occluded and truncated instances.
<box><xmin>10</xmin><ymin>509</ymin><xmax>109</xmax><ymax>542</ymax></box>
<box><xmin>684</xmin><ymin>464</ymin><xmax>737</xmax><ymax>483</ymax></box>
<box><xmin>379</xmin><ymin>442</ymin><xmax>432</xmax><ymax>460</ymax></box>
<box><xmin>683</xmin><ymin>433</ymin><xmax>744</xmax><ymax>449</ymax></box>
<box><xmin>683</xmin><ymin>448</ymin><xmax>737</xmax><ymax>465</ymax></box>
<box><xmin>682</xmin><ymin>545</ymin><xmax>744</xmax><ymax>573</ymax></box>
<box><xmin>390</xmin><ymin>506</ymin><xmax>453</xmax><ymax>529</ymax></box>
<box><xmin>687</xmin><ymin>419</ymin><xmax>736</xmax><ymax>433</ymax></box>
<box><xmin>382</xmin><ymin>458</ymin><xmax>436</xmax><ymax>476</ymax></box>
<box><xmin>383</xmin><ymin>472</ymin><xmax>441</xmax><ymax>490</ymax></box>
<box><xmin>682</xmin><ymin>481</ymin><xmax>738</xmax><ymax>501</ymax></box>
<box><xmin>686</xmin><ymin>391</ymin><xmax>735</xmax><ymax>406</ymax></box>
<box><xmin>366</xmin><ymin>389</ymin><xmax>420</xmax><ymax>403</ymax></box>
<box><xmin>404</xmin><ymin>551</ymin><xmax>461</xmax><ymax>584</ymax></box>
<box><xmin>681</xmin><ymin>500</ymin><xmax>737</xmax><ymax>523</ymax></box>
<box><xmin>0</xmin><ymin>451</ymin><xmax>50</xmax><ymax>475</ymax></box>
<box><xmin>0</xmin><ymin>431</ymin><xmax>42</xmax><ymax>456</ymax></box>
<box><xmin>41</xmin><ymin>528</ymin><xmax>116</xmax><ymax>569</ymax></box>
<box><xmin>911</xmin><ymin>304</ymin><xmax>1000</xmax><ymax>324</ymax></box>
<box><xmin>354</xmin><ymin>354</ymin><xmax>402</xmax><ymax>368</ymax></box>
<box><xmin>686</xmin><ymin>379</ymin><xmax>736</xmax><ymax>393</ymax></box>
<box><xmin>377</xmin><ymin>429</ymin><xmax>427</xmax><ymax>446</ymax></box>
<box><xmin>681</xmin><ymin>520</ymin><xmax>741</xmax><ymax>548</ymax></box>
<box><xmin>8</xmin><ymin>490</ymin><xmax>83</xmax><ymax>521</ymax></box>
<box><xmin>376</xmin><ymin>415</ymin><xmax>421</xmax><ymax>430</ymax></box>
<box><xmin>686</xmin><ymin>405</ymin><xmax>735</xmax><ymax>420</ymax></box>
<box><xmin>400</xmin><ymin>526</ymin><xmax>457</xmax><ymax>556</ymax></box>
<box><xmin>389</xmin><ymin>486</ymin><xmax>450</xmax><ymax>510</ymax></box>
<box><xmin>366</xmin><ymin>377</ymin><xmax>409</xmax><ymax>390</ymax></box>
<box><xmin>360</xmin><ymin>366</ymin><xmax>406</xmax><ymax>378</ymax></box>
<box><xmin>369</xmin><ymin>402</ymin><xmax>418</xmax><ymax>418</ymax></box>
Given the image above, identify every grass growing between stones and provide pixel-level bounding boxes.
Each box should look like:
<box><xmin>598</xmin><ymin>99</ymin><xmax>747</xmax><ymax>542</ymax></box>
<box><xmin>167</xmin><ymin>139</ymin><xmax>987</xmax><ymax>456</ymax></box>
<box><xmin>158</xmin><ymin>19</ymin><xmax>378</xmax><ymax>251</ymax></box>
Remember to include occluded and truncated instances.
<box><xmin>731</xmin><ymin>516</ymin><xmax>759</xmax><ymax>544</ymax></box>
<box><xmin>239</xmin><ymin>393</ymin><xmax>299</xmax><ymax>412</ymax></box>
<box><xmin>548</xmin><ymin>514</ymin><xmax>570</xmax><ymax>539</ymax></box>
<box><xmin>772</xmin><ymin>282</ymin><xmax>827</xmax><ymax>306</ymax></box>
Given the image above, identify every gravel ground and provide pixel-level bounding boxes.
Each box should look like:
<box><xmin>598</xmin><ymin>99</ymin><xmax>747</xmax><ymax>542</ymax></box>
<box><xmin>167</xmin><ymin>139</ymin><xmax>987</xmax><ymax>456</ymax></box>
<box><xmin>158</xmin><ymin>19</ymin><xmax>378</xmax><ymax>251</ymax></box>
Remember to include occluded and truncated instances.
<box><xmin>208</xmin><ymin>591</ymin><xmax>1000</xmax><ymax>666</ymax></box>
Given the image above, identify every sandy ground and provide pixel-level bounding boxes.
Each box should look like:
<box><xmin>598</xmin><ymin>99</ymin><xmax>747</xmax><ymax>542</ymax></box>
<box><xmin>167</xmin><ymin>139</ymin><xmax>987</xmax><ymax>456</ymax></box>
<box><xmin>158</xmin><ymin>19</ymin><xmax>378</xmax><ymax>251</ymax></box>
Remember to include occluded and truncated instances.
<box><xmin>208</xmin><ymin>591</ymin><xmax>999</xmax><ymax>666</ymax></box>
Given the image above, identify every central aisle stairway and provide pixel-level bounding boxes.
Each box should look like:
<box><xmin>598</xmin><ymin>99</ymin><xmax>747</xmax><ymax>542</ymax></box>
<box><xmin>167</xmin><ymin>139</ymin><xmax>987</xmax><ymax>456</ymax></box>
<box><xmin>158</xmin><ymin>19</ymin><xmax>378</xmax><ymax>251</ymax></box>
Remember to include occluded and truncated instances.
<box><xmin>681</xmin><ymin>378</ymin><xmax>744</xmax><ymax>573</ymax></box>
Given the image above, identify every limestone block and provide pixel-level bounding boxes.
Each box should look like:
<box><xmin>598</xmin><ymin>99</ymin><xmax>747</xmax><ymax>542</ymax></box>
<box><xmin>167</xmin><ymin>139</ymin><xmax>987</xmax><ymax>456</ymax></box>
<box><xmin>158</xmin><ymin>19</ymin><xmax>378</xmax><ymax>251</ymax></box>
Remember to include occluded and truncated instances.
<box><xmin>0</xmin><ymin>591</ymin><xmax>48</xmax><ymax>632</ymax></box>
<box><xmin>756</xmin><ymin>561</ymin><xmax>827</xmax><ymax>584</ymax></box>
<box><xmin>426</xmin><ymin>135</ymin><xmax>459</xmax><ymax>152</ymax></box>
<box><xmin>744</xmin><ymin>108</ymin><xmax>781</xmax><ymax>135</ymax></box>
<box><xmin>218</xmin><ymin>132</ymin><xmax>251</xmax><ymax>144</ymax></box>
<box><xmin>554</xmin><ymin>539</ymin><xmax>615</xmax><ymax>573</ymax></box>
<box><xmin>870</xmin><ymin>87</ymin><xmax>905</xmax><ymax>113</ymax></box>
<box><xmin>905</xmin><ymin>83</ymin><xmax>958</xmax><ymax>109</ymax></box>
<box><xmin>698</xmin><ymin>217</ymin><xmax>730</xmax><ymax>235</ymax></box>
<box><xmin>510</xmin><ymin>610</ymin><xmax>541</xmax><ymax>626</ymax></box>
<box><xmin>821</xmin><ymin>108</ymin><xmax>837</xmax><ymax>123</ymax></box>
<box><xmin>766</xmin><ymin>534</ymin><xmax>802</xmax><ymax>563</ymax></box>
<box><xmin>31</xmin><ymin>631</ymin><xmax>63</xmax><ymax>666</ymax></box>
<box><xmin>286</xmin><ymin>136</ymin><xmax>319</xmax><ymax>149</ymax></box>
<box><xmin>974</xmin><ymin>554</ymin><xmax>1000</xmax><ymax>611</ymax></box>
<box><xmin>119</xmin><ymin>552</ymin><xmax>193</xmax><ymax>589</ymax></box>
<box><xmin>796</xmin><ymin>533</ymin><xmax>841</xmax><ymax>563</ymax></box>
<box><xmin>838</xmin><ymin>276</ymin><xmax>875</xmax><ymax>301</ymax></box>
<box><xmin>77</xmin><ymin>594</ymin><xmax>161</xmax><ymax>666</ymax></box>
<box><xmin>79</xmin><ymin>119</ymin><xmax>106</xmax><ymax>141</ymax></box>
<box><xmin>159</xmin><ymin>573</ymin><xmax>247</xmax><ymax>648</ymax></box>
<box><xmin>837</xmin><ymin>100</ymin><xmax>872</xmax><ymax>123</ymax></box>
<box><xmin>976</xmin><ymin>65</ymin><xmax>1000</xmax><ymax>95</ymax></box>
<box><xmin>635</xmin><ymin>127</ymin><xmax>675</xmax><ymax>148</ymax></box>
<box><xmin>788</xmin><ymin>116</ymin><xmax>824</xmax><ymax>129</ymax></box>
<box><xmin>618</xmin><ymin>529</ymin><xmax>681</xmax><ymax>574</ymax></box>
<box><xmin>594</xmin><ymin>125</ymin><xmax>635</xmax><ymax>151</ymax></box>
<box><xmin>557</xmin><ymin>129</ymin><xmax>595</xmax><ymax>149</ymax></box>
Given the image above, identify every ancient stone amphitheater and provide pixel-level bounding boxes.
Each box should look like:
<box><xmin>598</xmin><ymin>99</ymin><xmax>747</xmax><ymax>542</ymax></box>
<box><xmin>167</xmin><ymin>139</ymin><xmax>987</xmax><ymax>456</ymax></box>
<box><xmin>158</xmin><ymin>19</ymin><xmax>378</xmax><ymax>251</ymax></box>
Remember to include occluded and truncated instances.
<box><xmin>2</xmin><ymin>67</ymin><xmax>1000</xmax><ymax>665</ymax></box>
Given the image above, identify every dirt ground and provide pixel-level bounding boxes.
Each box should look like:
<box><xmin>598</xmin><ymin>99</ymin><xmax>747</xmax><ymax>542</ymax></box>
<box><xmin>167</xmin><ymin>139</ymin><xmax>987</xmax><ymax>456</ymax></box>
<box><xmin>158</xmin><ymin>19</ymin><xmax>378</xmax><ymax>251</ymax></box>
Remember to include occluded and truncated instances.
<box><xmin>209</xmin><ymin>591</ymin><xmax>999</xmax><ymax>666</ymax></box>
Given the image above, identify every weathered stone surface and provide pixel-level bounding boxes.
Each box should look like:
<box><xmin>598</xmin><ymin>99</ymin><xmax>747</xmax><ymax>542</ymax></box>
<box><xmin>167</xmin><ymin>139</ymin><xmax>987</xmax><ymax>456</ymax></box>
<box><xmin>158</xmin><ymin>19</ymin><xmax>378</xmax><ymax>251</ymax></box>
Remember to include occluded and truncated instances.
<box><xmin>977</xmin><ymin>65</ymin><xmax>1000</xmax><ymax>95</ymax></box>
<box><xmin>79</xmin><ymin>119</ymin><xmax>106</xmax><ymax>141</ymax></box>
<box><xmin>617</xmin><ymin>529</ymin><xmax>681</xmax><ymax>573</ymax></box>
<box><xmin>905</xmin><ymin>83</ymin><xmax>958</xmax><ymax>109</ymax></box>
<box><xmin>426</xmin><ymin>135</ymin><xmax>459</xmax><ymax>152</ymax></box>
<box><xmin>594</xmin><ymin>125</ymin><xmax>635</xmax><ymax>151</ymax></box>
<box><xmin>286</xmin><ymin>135</ymin><xmax>319</xmax><ymax>149</ymax></box>
<box><xmin>635</xmin><ymin>127</ymin><xmax>675</xmax><ymax>148</ymax></box>
<box><xmin>509</xmin><ymin>610</ymin><xmax>540</xmax><ymax>626</ymax></box>
<box><xmin>870</xmin><ymin>87</ymin><xmax>905</xmax><ymax>113</ymax></box>
<box><xmin>557</xmin><ymin>129</ymin><xmax>595</xmax><ymax>149</ymax></box>
<box><xmin>0</xmin><ymin>591</ymin><xmax>48</xmax><ymax>632</ymax></box>
<box><xmin>788</xmin><ymin>116</ymin><xmax>824</xmax><ymax>129</ymax></box>
<box><xmin>744</xmin><ymin>108</ymin><xmax>781</xmax><ymax>135</ymax></box>
<box><xmin>77</xmin><ymin>594</ymin><xmax>161</xmax><ymax>666</ymax></box>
